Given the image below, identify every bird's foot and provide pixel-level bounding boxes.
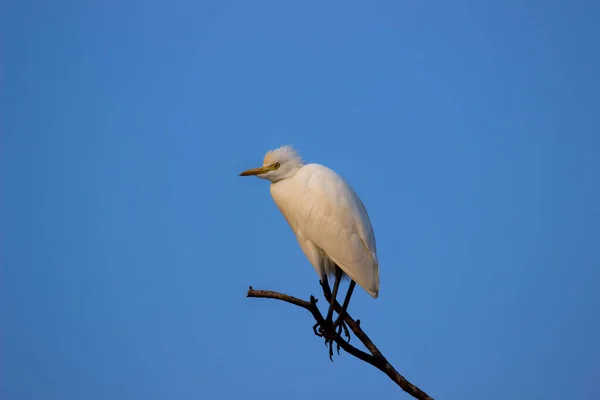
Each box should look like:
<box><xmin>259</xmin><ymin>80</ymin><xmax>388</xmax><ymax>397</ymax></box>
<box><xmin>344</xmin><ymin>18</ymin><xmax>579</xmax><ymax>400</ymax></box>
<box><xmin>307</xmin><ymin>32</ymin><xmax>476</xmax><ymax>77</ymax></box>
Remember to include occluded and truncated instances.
<box><xmin>333</xmin><ymin>317</ymin><xmax>351</xmax><ymax>343</ymax></box>
<box><xmin>312</xmin><ymin>318</ymin><xmax>351</xmax><ymax>361</ymax></box>
<box><xmin>312</xmin><ymin>319</ymin><xmax>336</xmax><ymax>360</ymax></box>
<box><xmin>312</xmin><ymin>319</ymin><xmax>335</xmax><ymax>339</ymax></box>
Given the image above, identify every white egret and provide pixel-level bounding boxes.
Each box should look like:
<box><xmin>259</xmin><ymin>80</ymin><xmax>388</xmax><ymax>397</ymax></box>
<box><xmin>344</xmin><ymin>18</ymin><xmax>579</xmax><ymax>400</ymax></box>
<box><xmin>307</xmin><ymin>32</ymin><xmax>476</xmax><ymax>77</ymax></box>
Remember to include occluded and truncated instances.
<box><xmin>239</xmin><ymin>145</ymin><xmax>379</xmax><ymax>336</ymax></box>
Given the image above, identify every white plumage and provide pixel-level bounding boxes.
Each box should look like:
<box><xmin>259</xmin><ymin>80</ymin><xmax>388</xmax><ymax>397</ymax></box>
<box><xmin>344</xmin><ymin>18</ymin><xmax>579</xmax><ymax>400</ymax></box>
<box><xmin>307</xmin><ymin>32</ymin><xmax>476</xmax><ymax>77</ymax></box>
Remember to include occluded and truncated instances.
<box><xmin>240</xmin><ymin>145</ymin><xmax>379</xmax><ymax>299</ymax></box>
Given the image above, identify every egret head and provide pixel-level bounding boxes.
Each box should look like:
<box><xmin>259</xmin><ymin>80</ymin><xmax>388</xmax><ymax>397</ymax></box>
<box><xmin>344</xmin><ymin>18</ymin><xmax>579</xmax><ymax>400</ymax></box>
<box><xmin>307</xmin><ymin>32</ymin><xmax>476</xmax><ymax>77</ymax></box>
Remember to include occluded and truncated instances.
<box><xmin>239</xmin><ymin>145</ymin><xmax>305</xmax><ymax>183</ymax></box>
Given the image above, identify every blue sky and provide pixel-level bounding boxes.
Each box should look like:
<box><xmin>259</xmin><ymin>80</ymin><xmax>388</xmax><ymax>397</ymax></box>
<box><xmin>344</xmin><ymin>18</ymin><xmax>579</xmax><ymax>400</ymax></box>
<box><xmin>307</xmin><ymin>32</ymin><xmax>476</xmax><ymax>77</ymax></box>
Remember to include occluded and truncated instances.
<box><xmin>2</xmin><ymin>1</ymin><xmax>599</xmax><ymax>399</ymax></box>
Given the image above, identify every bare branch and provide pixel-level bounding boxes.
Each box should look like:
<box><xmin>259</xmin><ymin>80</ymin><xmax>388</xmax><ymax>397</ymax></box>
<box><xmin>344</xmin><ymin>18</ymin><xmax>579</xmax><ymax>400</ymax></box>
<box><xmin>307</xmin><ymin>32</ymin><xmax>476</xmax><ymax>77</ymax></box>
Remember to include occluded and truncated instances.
<box><xmin>246</xmin><ymin>286</ymin><xmax>434</xmax><ymax>400</ymax></box>
<box><xmin>246</xmin><ymin>288</ymin><xmax>312</xmax><ymax>309</ymax></box>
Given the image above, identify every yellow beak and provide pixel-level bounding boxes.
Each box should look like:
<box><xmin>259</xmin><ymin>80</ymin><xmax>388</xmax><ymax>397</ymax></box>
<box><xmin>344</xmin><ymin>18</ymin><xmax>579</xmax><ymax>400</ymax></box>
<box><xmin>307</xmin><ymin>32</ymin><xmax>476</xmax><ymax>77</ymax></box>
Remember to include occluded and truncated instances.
<box><xmin>239</xmin><ymin>165</ymin><xmax>274</xmax><ymax>176</ymax></box>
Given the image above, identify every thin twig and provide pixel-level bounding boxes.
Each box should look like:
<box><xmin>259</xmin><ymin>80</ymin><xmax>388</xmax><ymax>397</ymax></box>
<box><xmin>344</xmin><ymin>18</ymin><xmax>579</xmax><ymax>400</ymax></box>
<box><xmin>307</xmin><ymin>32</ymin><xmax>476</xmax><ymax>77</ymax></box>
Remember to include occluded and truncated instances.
<box><xmin>247</xmin><ymin>286</ymin><xmax>434</xmax><ymax>400</ymax></box>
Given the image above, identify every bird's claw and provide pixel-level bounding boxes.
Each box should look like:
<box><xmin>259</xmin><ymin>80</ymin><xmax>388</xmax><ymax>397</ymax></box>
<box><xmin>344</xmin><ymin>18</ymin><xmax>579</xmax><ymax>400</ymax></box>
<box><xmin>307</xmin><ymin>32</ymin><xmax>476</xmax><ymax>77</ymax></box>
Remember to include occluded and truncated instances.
<box><xmin>312</xmin><ymin>322</ymin><xmax>326</xmax><ymax>337</ymax></box>
<box><xmin>312</xmin><ymin>318</ymin><xmax>352</xmax><ymax>361</ymax></box>
<box><xmin>334</xmin><ymin>318</ymin><xmax>351</xmax><ymax>343</ymax></box>
<box><xmin>326</xmin><ymin>337</ymin><xmax>338</xmax><ymax>361</ymax></box>
<box><xmin>312</xmin><ymin>319</ymin><xmax>334</xmax><ymax>339</ymax></box>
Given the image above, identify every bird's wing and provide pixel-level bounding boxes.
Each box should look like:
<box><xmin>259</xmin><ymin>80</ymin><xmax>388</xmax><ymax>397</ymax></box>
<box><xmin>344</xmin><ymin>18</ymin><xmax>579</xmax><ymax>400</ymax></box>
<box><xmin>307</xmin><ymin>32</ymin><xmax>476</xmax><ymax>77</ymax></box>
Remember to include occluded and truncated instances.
<box><xmin>296</xmin><ymin>164</ymin><xmax>379</xmax><ymax>297</ymax></box>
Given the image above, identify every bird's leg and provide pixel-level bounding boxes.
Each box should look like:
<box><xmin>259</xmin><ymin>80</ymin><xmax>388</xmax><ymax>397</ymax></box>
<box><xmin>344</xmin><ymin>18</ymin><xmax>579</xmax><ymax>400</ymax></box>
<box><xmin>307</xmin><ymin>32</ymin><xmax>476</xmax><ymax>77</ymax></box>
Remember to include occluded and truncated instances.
<box><xmin>333</xmin><ymin>280</ymin><xmax>355</xmax><ymax>342</ymax></box>
<box><xmin>313</xmin><ymin>276</ymin><xmax>332</xmax><ymax>338</ymax></box>
<box><xmin>315</xmin><ymin>271</ymin><xmax>350</xmax><ymax>360</ymax></box>
<box><xmin>335</xmin><ymin>280</ymin><xmax>355</xmax><ymax>325</ymax></box>
<box><xmin>320</xmin><ymin>275</ymin><xmax>332</xmax><ymax>298</ymax></box>
<box><xmin>325</xmin><ymin>267</ymin><xmax>343</xmax><ymax>326</ymax></box>
<box><xmin>322</xmin><ymin>268</ymin><xmax>344</xmax><ymax>360</ymax></box>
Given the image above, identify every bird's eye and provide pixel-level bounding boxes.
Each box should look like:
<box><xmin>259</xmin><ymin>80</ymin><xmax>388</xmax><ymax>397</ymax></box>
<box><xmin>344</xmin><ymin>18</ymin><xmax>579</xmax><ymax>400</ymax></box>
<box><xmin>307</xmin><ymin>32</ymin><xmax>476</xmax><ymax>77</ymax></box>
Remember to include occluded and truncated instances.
<box><xmin>273</xmin><ymin>163</ymin><xmax>281</xmax><ymax>169</ymax></box>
